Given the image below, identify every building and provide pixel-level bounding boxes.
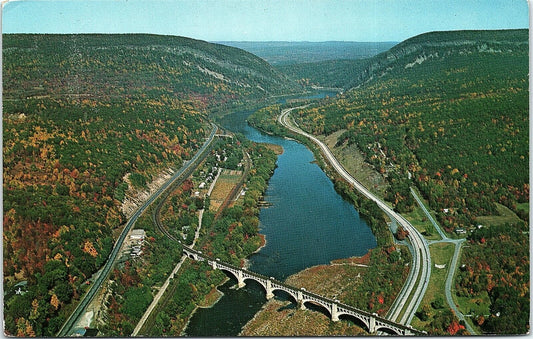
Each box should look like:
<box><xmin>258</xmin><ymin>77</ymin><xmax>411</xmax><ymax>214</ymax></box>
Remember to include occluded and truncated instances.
<box><xmin>130</xmin><ymin>229</ymin><xmax>146</xmax><ymax>241</ymax></box>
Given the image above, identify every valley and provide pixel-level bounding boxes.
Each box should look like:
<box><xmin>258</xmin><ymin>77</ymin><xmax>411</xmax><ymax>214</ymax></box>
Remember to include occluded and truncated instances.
<box><xmin>3</xmin><ymin>28</ymin><xmax>529</xmax><ymax>337</ymax></box>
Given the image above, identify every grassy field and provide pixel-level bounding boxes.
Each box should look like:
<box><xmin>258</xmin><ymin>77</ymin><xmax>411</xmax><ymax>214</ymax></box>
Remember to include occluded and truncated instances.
<box><xmin>476</xmin><ymin>202</ymin><xmax>522</xmax><ymax>226</ymax></box>
<box><xmin>516</xmin><ymin>202</ymin><xmax>529</xmax><ymax>212</ymax></box>
<box><xmin>261</xmin><ymin>143</ymin><xmax>284</xmax><ymax>155</ymax></box>
<box><xmin>410</xmin><ymin>242</ymin><xmax>455</xmax><ymax>330</ymax></box>
<box><xmin>403</xmin><ymin>206</ymin><xmax>441</xmax><ymax>242</ymax></box>
<box><xmin>455</xmin><ymin>292</ymin><xmax>490</xmax><ymax>318</ymax></box>
<box><xmin>209</xmin><ymin>169</ymin><xmax>243</xmax><ymax>212</ymax></box>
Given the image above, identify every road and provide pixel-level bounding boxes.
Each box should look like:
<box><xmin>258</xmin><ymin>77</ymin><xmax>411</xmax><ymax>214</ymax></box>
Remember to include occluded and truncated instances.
<box><xmin>278</xmin><ymin>107</ymin><xmax>430</xmax><ymax>326</ymax></box>
<box><xmin>57</xmin><ymin>124</ymin><xmax>218</xmax><ymax>336</ymax></box>
<box><xmin>411</xmin><ymin>189</ymin><xmax>477</xmax><ymax>334</ymax></box>
<box><xmin>410</xmin><ymin>187</ymin><xmax>447</xmax><ymax>240</ymax></box>
<box><xmin>132</xmin><ymin>132</ymin><xmax>234</xmax><ymax>336</ymax></box>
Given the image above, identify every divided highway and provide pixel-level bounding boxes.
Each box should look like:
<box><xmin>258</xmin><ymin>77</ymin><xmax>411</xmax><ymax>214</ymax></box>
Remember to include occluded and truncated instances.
<box><xmin>57</xmin><ymin>124</ymin><xmax>218</xmax><ymax>336</ymax></box>
<box><xmin>278</xmin><ymin>107</ymin><xmax>431</xmax><ymax>326</ymax></box>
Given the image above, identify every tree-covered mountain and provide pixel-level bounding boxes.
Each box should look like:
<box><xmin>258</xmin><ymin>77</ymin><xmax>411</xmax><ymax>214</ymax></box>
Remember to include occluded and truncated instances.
<box><xmin>276</xmin><ymin>59</ymin><xmax>369</xmax><ymax>89</ymax></box>
<box><xmin>3</xmin><ymin>34</ymin><xmax>297</xmax><ymax>105</ymax></box>
<box><xmin>218</xmin><ymin>41</ymin><xmax>397</xmax><ymax>89</ymax></box>
<box><xmin>272</xmin><ymin>30</ymin><xmax>528</xmax><ymax>91</ymax></box>
<box><xmin>347</xmin><ymin>29</ymin><xmax>528</xmax><ymax>88</ymax></box>
<box><xmin>288</xmin><ymin>29</ymin><xmax>529</xmax><ymax>334</ymax></box>
<box><xmin>2</xmin><ymin>33</ymin><xmax>297</xmax><ymax>336</ymax></box>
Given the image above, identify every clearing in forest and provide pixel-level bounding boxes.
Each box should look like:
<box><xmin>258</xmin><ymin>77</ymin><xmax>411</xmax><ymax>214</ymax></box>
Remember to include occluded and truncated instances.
<box><xmin>209</xmin><ymin>169</ymin><xmax>243</xmax><ymax>212</ymax></box>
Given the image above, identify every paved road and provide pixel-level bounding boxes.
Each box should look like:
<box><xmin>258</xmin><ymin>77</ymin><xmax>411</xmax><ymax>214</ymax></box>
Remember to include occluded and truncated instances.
<box><xmin>57</xmin><ymin>125</ymin><xmax>218</xmax><ymax>336</ymax></box>
<box><xmin>278</xmin><ymin>107</ymin><xmax>430</xmax><ymax>326</ymax></box>
<box><xmin>410</xmin><ymin>187</ymin><xmax>447</xmax><ymax>240</ymax></box>
<box><xmin>444</xmin><ymin>240</ymin><xmax>477</xmax><ymax>334</ymax></box>
<box><xmin>411</xmin><ymin>188</ymin><xmax>477</xmax><ymax>334</ymax></box>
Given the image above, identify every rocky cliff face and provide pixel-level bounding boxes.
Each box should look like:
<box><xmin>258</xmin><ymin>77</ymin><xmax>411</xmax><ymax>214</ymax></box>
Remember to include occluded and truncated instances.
<box><xmin>349</xmin><ymin>29</ymin><xmax>528</xmax><ymax>89</ymax></box>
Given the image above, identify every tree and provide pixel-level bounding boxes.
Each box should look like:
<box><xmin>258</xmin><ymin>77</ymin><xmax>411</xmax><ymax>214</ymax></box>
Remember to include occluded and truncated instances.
<box><xmin>55</xmin><ymin>282</ymin><xmax>74</xmax><ymax>303</ymax></box>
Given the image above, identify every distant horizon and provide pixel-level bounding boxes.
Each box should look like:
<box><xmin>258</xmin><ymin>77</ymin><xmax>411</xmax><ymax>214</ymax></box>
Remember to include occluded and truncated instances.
<box><xmin>3</xmin><ymin>27</ymin><xmax>529</xmax><ymax>45</ymax></box>
<box><xmin>2</xmin><ymin>0</ymin><xmax>529</xmax><ymax>42</ymax></box>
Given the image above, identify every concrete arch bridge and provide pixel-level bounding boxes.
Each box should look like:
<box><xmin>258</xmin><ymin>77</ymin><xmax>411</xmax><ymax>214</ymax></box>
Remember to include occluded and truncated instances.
<box><xmin>182</xmin><ymin>246</ymin><xmax>423</xmax><ymax>335</ymax></box>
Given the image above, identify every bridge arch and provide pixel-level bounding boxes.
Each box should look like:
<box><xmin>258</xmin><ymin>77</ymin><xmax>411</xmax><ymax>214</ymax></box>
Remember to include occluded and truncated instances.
<box><xmin>375</xmin><ymin>324</ymin><xmax>403</xmax><ymax>335</ymax></box>
<box><xmin>242</xmin><ymin>276</ymin><xmax>266</xmax><ymax>291</ymax></box>
<box><xmin>217</xmin><ymin>267</ymin><xmax>240</xmax><ymax>283</ymax></box>
<box><xmin>182</xmin><ymin>246</ymin><xmax>422</xmax><ymax>336</ymax></box>
<box><xmin>270</xmin><ymin>287</ymin><xmax>299</xmax><ymax>304</ymax></box>
<box><xmin>302</xmin><ymin>300</ymin><xmax>332</xmax><ymax>318</ymax></box>
<box><xmin>338</xmin><ymin>314</ymin><xmax>371</xmax><ymax>333</ymax></box>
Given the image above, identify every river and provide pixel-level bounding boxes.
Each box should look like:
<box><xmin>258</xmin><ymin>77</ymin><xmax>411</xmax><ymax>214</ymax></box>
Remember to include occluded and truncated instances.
<box><xmin>184</xmin><ymin>93</ymin><xmax>377</xmax><ymax>336</ymax></box>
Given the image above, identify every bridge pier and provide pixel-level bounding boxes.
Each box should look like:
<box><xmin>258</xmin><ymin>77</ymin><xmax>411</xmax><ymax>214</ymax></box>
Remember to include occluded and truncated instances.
<box><xmin>237</xmin><ymin>270</ymin><xmax>245</xmax><ymax>288</ymax></box>
<box><xmin>266</xmin><ymin>280</ymin><xmax>274</xmax><ymax>300</ymax></box>
<box><xmin>369</xmin><ymin>316</ymin><xmax>376</xmax><ymax>334</ymax></box>
<box><xmin>331</xmin><ymin>303</ymin><xmax>339</xmax><ymax>322</ymax></box>
<box><xmin>297</xmin><ymin>290</ymin><xmax>305</xmax><ymax>310</ymax></box>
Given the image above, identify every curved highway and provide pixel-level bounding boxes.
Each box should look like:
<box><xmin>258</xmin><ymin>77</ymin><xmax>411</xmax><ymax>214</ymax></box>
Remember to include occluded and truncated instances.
<box><xmin>278</xmin><ymin>107</ymin><xmax>430</xmax><ymax>325</ymax></box>
<box><xmin>57</xmin><ymin>124</ymin><xmax>218</xmax><ymax>336</ymax></box>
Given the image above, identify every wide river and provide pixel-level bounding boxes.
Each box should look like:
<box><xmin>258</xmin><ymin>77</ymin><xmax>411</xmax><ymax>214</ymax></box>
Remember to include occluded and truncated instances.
<box><xmin>185</xmin><ymin>93</ymin><xmax>377</xmax><ymax>336</ymax></box>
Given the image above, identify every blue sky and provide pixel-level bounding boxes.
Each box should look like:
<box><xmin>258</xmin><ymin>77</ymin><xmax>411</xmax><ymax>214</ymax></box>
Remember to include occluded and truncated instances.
<box><xmin>2</xmin><ymin>0</ymin><xmax>530</xmax><ymax>42</ymax></box>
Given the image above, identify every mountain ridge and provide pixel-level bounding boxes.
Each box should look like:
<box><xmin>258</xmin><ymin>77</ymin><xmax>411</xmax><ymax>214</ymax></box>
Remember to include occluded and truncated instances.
<box><xmin>348</xmin><ymin>29</ymin><xmax>528</xmax><ymax>88</ymax></box>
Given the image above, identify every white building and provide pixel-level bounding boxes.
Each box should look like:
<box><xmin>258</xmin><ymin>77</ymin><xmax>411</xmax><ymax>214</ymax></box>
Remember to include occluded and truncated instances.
<box><xmin>130</xmin><ymin>229</ymin><xmax>146</xmax><ymax>241</ymax></box>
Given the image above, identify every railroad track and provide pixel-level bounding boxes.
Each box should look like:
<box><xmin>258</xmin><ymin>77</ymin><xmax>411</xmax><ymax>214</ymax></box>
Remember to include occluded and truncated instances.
<box><xmin>57</xmin><ymin>125</ymin><xmax>217</xmax><ymax>336</ymax></box>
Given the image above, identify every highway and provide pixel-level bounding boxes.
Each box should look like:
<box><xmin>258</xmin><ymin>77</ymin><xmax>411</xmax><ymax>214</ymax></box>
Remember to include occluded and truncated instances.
<box><xmin>278</xmin><ymin>107</ymin><xmax>431</xmax><ymax>326</ymax></box>
<box><xmin>57</xmin><ymin>124</ymin><xmax>218</xmax><ymax>336</ymax></box>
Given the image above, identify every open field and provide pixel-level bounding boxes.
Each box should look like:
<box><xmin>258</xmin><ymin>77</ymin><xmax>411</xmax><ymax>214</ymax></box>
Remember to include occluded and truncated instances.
<box><xmin>284</xmin><ymin>262</ymin><xmax>366</xmax><ymax>300</ymax></box>
<box><xmin>261</xmin><ymin>143</ymin><xmax>284</xmax><ymax>155</ymax></box>
<box><xmin>403</xmin><ymin>206</ymin><xmax>441</xmax><ymax>241</ymax></box>
<box><xmin>411</xmin><ymin>242</ymin><xmax>455</xmax><ymax>329</ymax></box>
<box><xmin>455</xmin><ymin>292</ymin><xmax>490</xmax><ymax>320</ymax></box>
<box><xmin>209</xmin><ymin>169</ymin><xmax>243</xmax><ymax>212</ymax></box>
<box><xmin>476</xmin><ymin>203</ymin><xmax>523</xmax><ymax>226</ymax></box>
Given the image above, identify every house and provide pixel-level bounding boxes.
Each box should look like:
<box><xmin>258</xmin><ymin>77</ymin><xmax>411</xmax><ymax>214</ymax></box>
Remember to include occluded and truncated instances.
<box><xmin>455</xmin><ymin>228</ymin><xmax>467</xmax><ymax>234</ymax></box>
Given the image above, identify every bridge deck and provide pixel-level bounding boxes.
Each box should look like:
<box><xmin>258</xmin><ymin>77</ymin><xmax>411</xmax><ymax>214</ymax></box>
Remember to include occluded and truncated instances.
<box><xmin>182</xmin><ymin>245</ymin><xmax>423</xmax><ymax>335</ymax></box>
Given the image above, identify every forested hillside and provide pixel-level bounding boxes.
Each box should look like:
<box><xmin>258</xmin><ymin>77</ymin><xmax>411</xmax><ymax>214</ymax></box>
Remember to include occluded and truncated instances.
<box><xmin>276</xmin><ymin>59</ymin><xmax>368</xmax><ymax>89</ymax></box>
<box><xmin>2</xmin><ymin>33</ymin><xmax>295</xmax><ymax>336</ymax></box>
<box><xmin>291</xmin><ymin>29</ymin><xmax>529</xmax><ymax>334</ymax></box>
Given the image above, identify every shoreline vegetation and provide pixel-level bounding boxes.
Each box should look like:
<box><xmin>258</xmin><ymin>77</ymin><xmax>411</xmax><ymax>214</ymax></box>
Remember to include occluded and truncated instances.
<box><xmin>241</xmin><ymin>105</ymin><xmax>413</xmax><ymax>334</ymax></box>
<box><xmin>132</xmin><ymin>139</ymin><xmax>280</xmax><ymax>336</ymax></box>
<box><xmin>4</xmin><ymin>30</ymin><xmax>528</xmax><ymax>337</ymax></box>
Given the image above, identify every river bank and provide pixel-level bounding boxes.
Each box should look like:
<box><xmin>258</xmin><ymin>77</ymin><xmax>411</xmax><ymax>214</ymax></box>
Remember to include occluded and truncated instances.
<box><xmin>183</xmin><ymin>93</ymin><xmax>377</xmax><ymax>336</ymax></box>
<box><xmin>240</xmin><ymin>253</ymin><xmax>371</xmax><ymax>336</ymax></box>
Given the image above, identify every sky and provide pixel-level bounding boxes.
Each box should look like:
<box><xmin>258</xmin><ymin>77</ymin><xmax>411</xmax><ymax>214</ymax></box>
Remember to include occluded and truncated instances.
<box><xmin>1</xmin><ymin>0</ymin><xmax>530</xmax><ymax>42</ymax></box>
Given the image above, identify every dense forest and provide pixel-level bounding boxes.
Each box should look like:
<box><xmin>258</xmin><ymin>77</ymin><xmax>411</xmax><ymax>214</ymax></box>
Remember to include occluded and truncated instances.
<box><xmin>288</xmin><ymin>29</ymin><xmax>529</xmax><ymax>334</ymax></box>
<box><xmin>2</xmin><ymin>34</ymin><xmax>295</xmax><ymax>336</ymax></box>
<box><xmin>276</xmin><ymin>59</ymin><xmax>368</xmax><ymax>89</ymax></box>
<box><xmin>3</xmin><ymin>29</ymin><xmax>529</xmax><ymax>336</ymax></box>
<box><xmin>100</xmin><ymin>138</ymin><xmax>278</xmax><ymax>336</ymax></box>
